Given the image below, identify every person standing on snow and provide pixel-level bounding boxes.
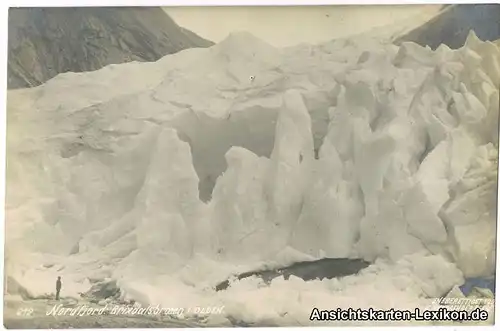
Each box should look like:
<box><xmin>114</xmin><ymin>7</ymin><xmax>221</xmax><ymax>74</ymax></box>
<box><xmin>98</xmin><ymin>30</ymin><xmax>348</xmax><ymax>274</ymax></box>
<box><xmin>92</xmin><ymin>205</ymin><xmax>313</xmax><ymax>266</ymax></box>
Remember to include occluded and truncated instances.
<box><xmin>55</xmin><ymin>276</ymin><xmax>62</xmax><ymax>300</ymax></box>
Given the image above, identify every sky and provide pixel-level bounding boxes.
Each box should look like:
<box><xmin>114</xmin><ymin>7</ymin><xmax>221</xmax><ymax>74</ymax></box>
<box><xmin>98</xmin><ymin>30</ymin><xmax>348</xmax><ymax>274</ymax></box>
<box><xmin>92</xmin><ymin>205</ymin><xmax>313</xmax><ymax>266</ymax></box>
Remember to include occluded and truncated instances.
<box><xmin>164</xmin><ymin>5</ymin><xmax>444</xmax><ymax>47</ymax></box>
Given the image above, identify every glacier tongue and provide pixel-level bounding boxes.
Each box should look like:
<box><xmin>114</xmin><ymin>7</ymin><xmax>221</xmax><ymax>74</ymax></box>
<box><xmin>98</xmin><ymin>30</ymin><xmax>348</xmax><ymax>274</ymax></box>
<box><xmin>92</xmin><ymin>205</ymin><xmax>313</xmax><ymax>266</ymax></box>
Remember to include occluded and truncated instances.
<box><xmin>5</xmin><ymin>30</ymin><xmax>499</xmax><ymax>319</ymax></box>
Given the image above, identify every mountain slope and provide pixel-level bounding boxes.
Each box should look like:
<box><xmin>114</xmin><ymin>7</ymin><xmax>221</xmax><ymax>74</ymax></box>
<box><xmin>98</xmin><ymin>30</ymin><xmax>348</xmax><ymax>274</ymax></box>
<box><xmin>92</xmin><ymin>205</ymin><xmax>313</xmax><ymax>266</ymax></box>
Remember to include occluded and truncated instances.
<box><xmin>7</xmin><ymin>7</ymin><xmax>214</xmax><ymax>89</ymax></box>
<box><xmin>394</xmin><ymin>4</ymin><xmax>500</xmax><ymax>49</ymax></box>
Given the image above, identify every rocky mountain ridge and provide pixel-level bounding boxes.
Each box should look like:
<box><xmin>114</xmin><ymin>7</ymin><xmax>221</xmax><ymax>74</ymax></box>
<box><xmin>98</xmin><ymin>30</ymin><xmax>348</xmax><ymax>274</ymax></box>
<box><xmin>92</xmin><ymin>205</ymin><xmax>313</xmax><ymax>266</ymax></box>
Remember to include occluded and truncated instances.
<box><xmin>8</xmin><ymin>7</ymin><xmax>214</xmax><ymax>89</ymax></box>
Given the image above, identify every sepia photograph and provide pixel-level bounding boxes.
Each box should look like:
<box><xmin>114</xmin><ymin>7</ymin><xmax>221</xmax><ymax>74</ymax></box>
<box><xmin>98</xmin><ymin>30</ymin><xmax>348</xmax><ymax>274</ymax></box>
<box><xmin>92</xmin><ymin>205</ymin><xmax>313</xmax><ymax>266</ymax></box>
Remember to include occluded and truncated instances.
<box><xmin>3</xmin><ymin>1</ymin><xmax>500</xmax><ymax>328</ymax></box>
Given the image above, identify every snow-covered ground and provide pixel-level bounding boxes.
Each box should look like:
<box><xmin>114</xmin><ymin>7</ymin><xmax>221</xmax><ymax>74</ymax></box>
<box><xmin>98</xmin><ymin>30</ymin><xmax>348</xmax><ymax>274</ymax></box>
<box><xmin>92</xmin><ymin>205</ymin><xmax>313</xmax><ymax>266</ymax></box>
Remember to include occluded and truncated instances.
<box><xmin>5</xmin><ymin>29</ymin><xmax>499</xmax><ymax>326</ymax></box>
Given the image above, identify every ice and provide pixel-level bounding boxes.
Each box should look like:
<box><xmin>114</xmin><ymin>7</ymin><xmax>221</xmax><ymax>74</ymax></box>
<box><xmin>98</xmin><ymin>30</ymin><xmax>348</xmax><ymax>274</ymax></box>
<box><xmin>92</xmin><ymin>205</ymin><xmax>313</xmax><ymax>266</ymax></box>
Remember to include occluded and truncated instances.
<box><xmin>5</xmin><ymin>30</ymin><xmax>499</xmax><ymax>325</ymax></box>
<box><xmin>209</xmin><ymin>147</ymin><xmax>271</xmax><ymax>262</ymax></box>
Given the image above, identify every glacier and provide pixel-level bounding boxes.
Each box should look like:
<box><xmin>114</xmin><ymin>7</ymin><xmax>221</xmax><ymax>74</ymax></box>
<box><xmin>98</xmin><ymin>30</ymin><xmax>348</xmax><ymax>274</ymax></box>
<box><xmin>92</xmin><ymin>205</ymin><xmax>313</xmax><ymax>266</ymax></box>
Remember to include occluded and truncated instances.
<box><xmin>5</xmin><ymin>30</ymin><xmax>499</xmax><ymax>325</ymax></box>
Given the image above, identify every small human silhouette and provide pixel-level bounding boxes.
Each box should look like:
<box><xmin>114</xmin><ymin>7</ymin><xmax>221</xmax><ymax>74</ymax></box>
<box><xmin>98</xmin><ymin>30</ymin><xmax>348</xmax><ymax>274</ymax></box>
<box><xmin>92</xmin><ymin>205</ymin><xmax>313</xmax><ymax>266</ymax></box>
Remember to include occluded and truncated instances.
<box><xmin>55</xmin><ymin>276</ymin><xmax>62</xmax><ymax>300</ymax></box>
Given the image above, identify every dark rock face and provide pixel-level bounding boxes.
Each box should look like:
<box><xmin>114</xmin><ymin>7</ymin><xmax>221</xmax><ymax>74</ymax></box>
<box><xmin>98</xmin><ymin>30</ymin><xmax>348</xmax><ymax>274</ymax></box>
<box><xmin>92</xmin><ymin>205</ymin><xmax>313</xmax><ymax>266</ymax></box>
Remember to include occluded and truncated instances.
<box><xmin>215</xmin><ymin>258</ymin><xmax>371</xmax><ymax>291</ymax></box>
<box><xmin>8</xmin><ymin>7</ymin><xmax>214</xmax><ymax>89</ymax></box>
<box><xmin>395</xmin><ymin>4</ymin><xmax>500</xmax><ymax>49</ymax></box>
<box><xmin>80</xmin><ymin>280</ymin><xmax>121</xmax><ymax>303</ymax></box>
